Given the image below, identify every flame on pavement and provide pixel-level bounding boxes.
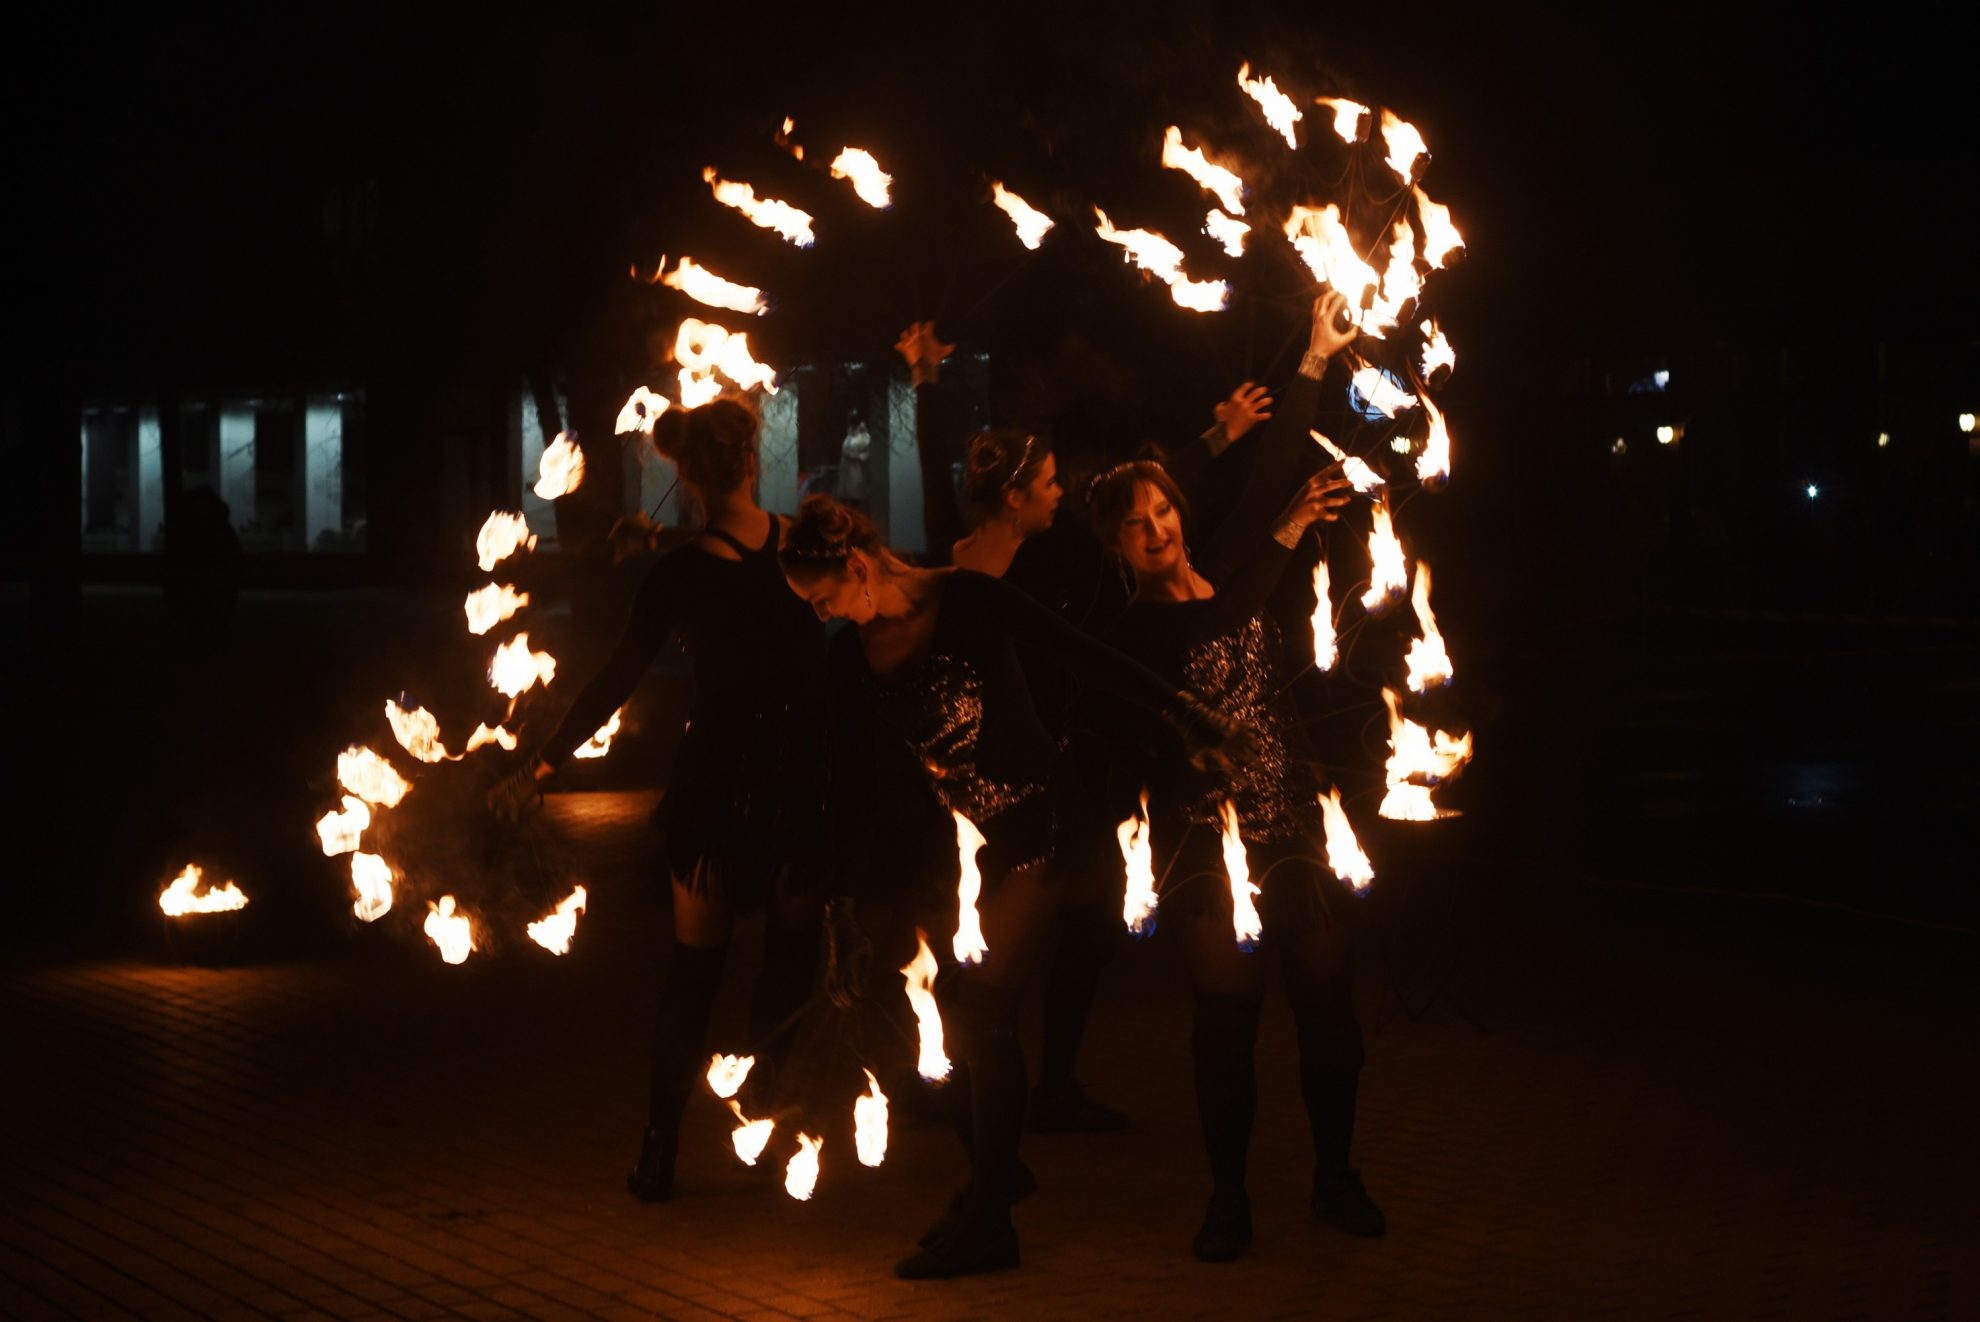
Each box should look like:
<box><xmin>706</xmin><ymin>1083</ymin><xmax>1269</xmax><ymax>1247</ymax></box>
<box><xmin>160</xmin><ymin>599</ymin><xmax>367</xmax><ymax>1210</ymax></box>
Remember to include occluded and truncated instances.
<box><xmin>158</xmin><ymin>864</ymin><xmax>248</xmax><ymax>917</ymax></box>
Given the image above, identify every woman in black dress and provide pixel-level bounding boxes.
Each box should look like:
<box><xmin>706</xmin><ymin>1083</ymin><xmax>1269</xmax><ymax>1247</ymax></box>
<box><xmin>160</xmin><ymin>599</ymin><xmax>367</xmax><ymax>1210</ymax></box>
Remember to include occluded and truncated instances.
<box><xmin>780</xmin><ymin>494</ymin><xmax>1238</xmax><ymax>1279</ymax></box>
<box><xmin>490</xmin><ymin>396</ymin><xmax>826</xmax><ymax>1204</ymax></box>
<box><xmin>1086</xmin><ymin>290</ymin><xmax>1383</xmax><ymax>1262</ymax></box>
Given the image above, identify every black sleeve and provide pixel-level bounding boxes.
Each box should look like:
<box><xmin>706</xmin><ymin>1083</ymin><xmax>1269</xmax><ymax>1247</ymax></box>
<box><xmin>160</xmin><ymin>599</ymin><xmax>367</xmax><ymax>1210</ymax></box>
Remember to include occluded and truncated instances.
<box><xmin>916</xmin><ymin>381</ymin><xmax>965</xmax><ymax>564</ymax></box>
<box><xmin>950</xmin><ymin>571</ymin><xmax>1179</xmax><ymax>716</ymax></box>
<box><xmin>1194</xmin><ymin>368</ymin><xmax>1324</xmax><ymax>587</ymax></box>
<box><xmin>536</xmin><ymin>552</ymin><xmax>688</xmax><ymax>767</ymax></box>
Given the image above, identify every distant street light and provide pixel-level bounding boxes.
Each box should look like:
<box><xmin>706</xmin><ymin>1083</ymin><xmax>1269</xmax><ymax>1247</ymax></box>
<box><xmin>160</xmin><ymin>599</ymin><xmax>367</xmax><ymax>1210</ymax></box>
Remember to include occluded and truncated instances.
<box><xmin>1805</xmin><ymin>483</ymin><xmax>1820</xmax><ymax>501</ymax></box>
<box><xmin>1655</xmin><ymin>425</ymin><xmax>1676</xmax><ymax>445</ymax></box>
<box><xmin>1960</xmin><ymin>413</ymin><xmax>1976</xmax><ymax>434</ymax></box>
<box><xmin>1876</xmin><ymin>432</ymin><xmax>1891</xmax><ymax>448</ymax></box>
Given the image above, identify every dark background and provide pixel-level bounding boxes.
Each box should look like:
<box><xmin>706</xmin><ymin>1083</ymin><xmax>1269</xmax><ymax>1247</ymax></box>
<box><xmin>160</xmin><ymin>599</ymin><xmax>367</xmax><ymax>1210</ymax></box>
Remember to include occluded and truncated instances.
<box><xmin>3</xmin><ymin>2</ymin><xmax>1976</xmax><ymax>950</ymax></box>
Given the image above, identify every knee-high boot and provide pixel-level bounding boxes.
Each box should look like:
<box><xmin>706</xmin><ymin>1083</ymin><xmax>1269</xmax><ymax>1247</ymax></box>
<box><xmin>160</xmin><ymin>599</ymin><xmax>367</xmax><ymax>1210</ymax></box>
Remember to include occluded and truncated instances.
<box><xmin>629</xmin><ymin>942</ymin><xmax>727</xmax><ymax>1201</ymax></box>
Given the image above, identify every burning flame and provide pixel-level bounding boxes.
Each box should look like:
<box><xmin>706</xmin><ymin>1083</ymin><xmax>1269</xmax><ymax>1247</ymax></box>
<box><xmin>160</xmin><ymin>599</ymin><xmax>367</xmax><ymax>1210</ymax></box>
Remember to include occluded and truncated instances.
<box><xmin>532</xmin><ymin>431</ymin><xmax>586</xmax><ymax>500</ymax></box>
<box><xmin>489</xmin><ymin>633</ymin><xmax>557</xmax><ymax>699</ymax></box>
<box><xmin>1349</xmin><ymin>365</ymin><xmax>1419</xmax><ymax>418</ymax></box>
<box><xmin>1376</xmin><ymin>221</ymin><xmax>1423</xmax><ymax>331</ymax></box>
<box><xmin>784</xmin><ymin>1133</ymin><xmax>823</xmax><ymax>1201</ymax></box>
<box><xmin>901</xmin><ymin>930</ymin><xmax>951</xmax><ymax>1082</ymax></box>
<box><xmin>951</xmin><ymin>811</ymin><xmax>988</xmax><ymax>966</ymax></box>
<box><xmin>659</xmin><ymin>256</ymin><xmax>767</xmax><ymax>315</ymax></box>
<box><xmin>614</xmin><ymin>386</ymin><xmax>671</xmax><ymax>437</ymax></box>
<box><xmin>571</xmin><ymin>707</ymin><xmax>624</xmax><ymax>760</ymax></box>
<box><xmin>991</xmin><ymin>181</ymin><xmax>1053</xmax><ymax>250</ymax></box>
<box><xmin>829</xmin><ymin>147</ymin><xmax>892</xmax><ymax>208</ymax></box>
<box><xmin>703</xmin><ymin>167</ymin><xmax>815</xmax><ymax>246</ymax></box>
<box><xmin>1285</xmin><ymin>204</ymin><xmax>1378</xmax><ymax>318</ymax></box>
<box><xmin>853</xmin><ymin>1069</ymin><xmax>889</xmax><ymax>1168</ymax></box>
<box><xmin>1218</xmin><ymin>800</ymin><xmax>1263</xmax><ymax>952</ymax></box>
<box><xmin>706</xmin><ymin>1053</ymin><xmax>755</xmax><ymax>1100</ymax></box>
<box><xmin>1416</xmin><ymin>391</ymin><xmax>1452</xmax><ymax>487</ymax></box>
<box><xmin>158</xmin><ymin>864</ymin><xmax>247</xmax><ymax>917</ymax></box>
<box><xmin>775</xmin><ymin>116</ymin><xmax>803</xmax><ymax>160</ymax></box>
<box><xmin>464</xmin><ymin>583</ymin><xmax>529</xmax><ymax>636</ymax></box>
<box><xmin>464</xmin><ymin>723</ymin><xmax>517</xmax><ymax>753</ymax></box>
<box><xmin>1379</xmin><ymin>687</ymin><xmax>1473</xmax><ymax>821</ymax></box>
<box><xmin>526</xmin><ymin>886</ymin><xmax>587</xmax><ymax>955</ymax></box>
<box><xmin>1237</xmin><ymin>62</ymin><xmax>1301</xmax><ymax>148</ymax></box>
<box><xmin>1380</xmin><ymin>109</ymin><xmax>1429</xmax><ymax>183</ymax></box>
<box><xmin>1361</xmin><ymin>496</ymin><xmax>1408</xmax><ymax>614</ymax></box>
<box><xmin>1204</xmin><ymin>208</ymin><xmax>1249</xmax><ymax>257</ymax></box>
<box><xmin>1413</xmin><ymin>187</ymin><xmax>1464</xmax><ymax>269</ymax></box>
<box><xmin>1317</xmin><ymin>786</ymin><xmax>1374</xmax><ymax>892</ymax></box>
<box><xmin>675</xmin><ymin>318</ymin><xmax>779</xmax><ymax>404</ymax></box>
<box><xmin>1311</xmin><ymin>430</ymin><xmax>1386</xmax><ymax>494</ymax></box>
<box><xmin>315</xmin><ymin>795</ymin><xmax>371</xmax><ymax>856</ymax></box>
<box><xmin>1093</xmin><ymin>207</ymin><xmax>1229</xmax><ymax>313</ymax></box>
<box><xmin>385</xmin><ymin>699</ymin><xmax>452</xmax><ymax>764</ymax></box>
<box><xmin>1310</xmin><ymin>558</ymin><xmax>1338</xmax><ymax>672</ymax></box>
<box><xmin>350</xmin><ymin>851</ymin><xmax>393</xmax><ymax>922</ymax></box>
<box><xmin>1117</xmin><ymin>789</ymin><xmax>1158</xmax><ymax>938</ymax></box>
<box><xmin>337</xmin><ymin>745</ymin><xmax>410</xmax><ymax>808</ymax></box>
<box><xmin>1419</xmin><ymin>321</ymin><xmax>1456</xmax><ymax>380</ymax></box>
<box><xmin>1161</xmin><ymin>126</ymin><xmax>1245</xmax><ymax>214</ymax></box>
<box><xmin>424</xmin><ymin>895</ymin><xmax>474</xmax><ymax>965</ymax></box>
<box><xmin>474</xmin><ymin>511</ymin><xmax>537</xmax><ymax>573</ymax></box>
<box><xmin>1404</xmin><ymin>560</ymin><xmax>1454</xmax><ymax>693</ymax></box>
<box><xmin>727</xmin><ymin>1100</ymin><xmax>773</xmax><ymax>1165</ymax></box>
<box><xmin>1315</xmin><ymin>96</ymin><xmax>1369</xmax><ymax>143</ymax></box>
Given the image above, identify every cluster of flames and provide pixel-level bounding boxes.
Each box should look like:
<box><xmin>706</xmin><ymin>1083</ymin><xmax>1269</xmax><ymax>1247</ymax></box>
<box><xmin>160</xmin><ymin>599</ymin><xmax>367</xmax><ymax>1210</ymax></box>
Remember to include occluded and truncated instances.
<box><xmin>702</xmin><ymin>1050</ymin><xmax>890</xmax><ymax>1202</ymax></box>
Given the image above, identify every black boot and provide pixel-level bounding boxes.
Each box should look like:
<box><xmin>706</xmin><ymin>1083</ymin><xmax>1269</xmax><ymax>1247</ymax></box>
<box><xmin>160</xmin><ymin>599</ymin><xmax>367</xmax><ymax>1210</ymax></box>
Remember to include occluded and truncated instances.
<box><xmin>630</xmin><ymin>941</ymin><xmax>726</xmax><ymax>1202</ymax></box>
<box><xmin>916</xmin><ymin>1159</ymin><xmax>1037</xmax><ymax>1248</ymax></box>
<box><xmin>1312</xmin><ymin>1168</ymin><xmax>1386</xmax><ymax>1237</ymax></box>
<box><xmin>895</xmin><ymin>1204</ymin><xmax>1020</xmax><ymax>1279</ymax></box>
<box><xmin>1191</xmin><ymin>1189</ymin><xmax>1253</xmax><ymax>1263</ymax></box>
<box><xmin>626</xmin><ymin>1125</ymin><xmax>677</xmax><ymax>1202</ymax></box>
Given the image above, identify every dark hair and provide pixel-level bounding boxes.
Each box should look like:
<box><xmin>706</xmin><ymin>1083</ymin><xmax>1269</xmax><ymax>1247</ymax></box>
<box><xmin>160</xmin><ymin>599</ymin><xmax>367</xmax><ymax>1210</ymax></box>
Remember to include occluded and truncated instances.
<box><xmin>778</xmin><ymin>494</ymin><xmax>882</xmax><ymax>580</ymax></box>
<box><xmin>962</xmin><ymin>428</ymin><xmax>1051</xmax><ymax>523</ymax></box>
<box><xmin>651</xmin><ymin>396</ymin><xmax>759</xmax><ymax>492</ymax></box>
<box><xmin>1087</xmin><ymin>460</ymin><xmax>1190</xmax><ymax>552</ymax></box>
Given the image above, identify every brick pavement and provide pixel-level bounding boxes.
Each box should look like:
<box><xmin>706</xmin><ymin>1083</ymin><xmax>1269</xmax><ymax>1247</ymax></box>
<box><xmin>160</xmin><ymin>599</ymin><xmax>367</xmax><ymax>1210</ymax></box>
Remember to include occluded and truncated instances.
<box><xmin>4</xmin><ymin>792</ymin><xmax>1975</xmax><ymax>1320</ymax></box>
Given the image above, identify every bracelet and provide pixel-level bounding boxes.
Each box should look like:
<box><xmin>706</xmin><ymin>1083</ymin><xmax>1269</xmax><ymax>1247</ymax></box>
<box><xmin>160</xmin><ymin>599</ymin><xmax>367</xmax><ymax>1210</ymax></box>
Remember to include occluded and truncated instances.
<box><xmin>1271</xmin><ymin>520</ymin><xmax>1306</xmax><ymax>549</ymax></box>
<box><xmin>1298</xmin><ymin>348</ymin><xmax>1330</xmax><ymax>379</ymax></box>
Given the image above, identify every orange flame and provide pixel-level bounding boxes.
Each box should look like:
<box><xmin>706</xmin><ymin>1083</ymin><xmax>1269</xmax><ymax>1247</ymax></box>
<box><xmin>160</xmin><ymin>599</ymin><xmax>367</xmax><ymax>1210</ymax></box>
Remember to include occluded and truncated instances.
<box><xmin>158</xmin><ymin>864</ymin><xmax>247</xmax><ymax>917</ymax></box>
<box><xmin>1284</xmin><ymin>204</ymin><xmax>1380</xmax><ymax>320</ymax></box>
<box><xmin>338</xmin><ymin>745</ymin><xmax>411</xmax><ymax>808</ymax></box>
<box><xmin>1416</xmin><ymin>391</ymin><xmax>1452</xmax><ymax>487</ymax></box>
<box><xmin>703</xmin><ymin>167</ymin><xmax>815</xmax><ymax>246</ymax></box>
<box><xmin>774</xmin><ymin>116</ymin><xmax>803</xmax><ymax>160</ymax></box>
<box><xmin>1310</xmin><ymin>557</ymin><xmax>1338</xmax><ymax>672</ymax></box>
<box><xmin>474</xmin><ymin>511</ymin><xmax>537</xmax><ymax>573</ymax></box>
<box><xmin>1204</xmin><ymin>208</ymin><xmax>1249</xmax><ymax>257</ymax></box>
<box><xmin>1419</xmin><ymin>320</ymin><xmax>1456</xmax><ymax>380</ymax></box>
<box><xmin>1413</xmin><ymin>186</ymin><xmax>1464</xmax><ymax>268</ymax></box>
<box><xmin>1361</xmin><ymin>496</ymin><xmax>1408</xmax><ymax>614</ymax></box>
<box><xmin>1379</xmin><ymin>687</ymin><xmax>1473</xmax><ymax>821</ymax></box>
<box><xmin>385</xmin><ymin>699</ymin><xmax>452</xmax><ymax>764</ymax></box>
<box><xmin>571</xmin><ymin>707</ymin><xmax>624</xmax><ymax>760</ymax></box>
<box><xmin>1161</xmin><ymin>126</ymin><xmax>1246</xmax><ymax>214</ymax></box>
<box><xmin>902</xmin><ymin>929</ymin><xmax>951</xmax><ymax>1082</ymax></box>
<box><xmin>463</xmin><ymin>723</ymin><xmax>517</xmax><ymax>753</ymax></box>
<box><xmin>1349</xmin><ymin>365</ymin><xmax>1418</xmax><ymax>419</ymax></box>
<box><xmin>1117</xmin><ymin>788</ymin><xmax>1158</xmax><ymax>937</ymax></box>
<box><xmin>951</xmin><ymin>810</ymin><xmax>988</xmax><ymax>965</ymax></box>
<box><xmin>315</xmin><ymin>794</ymin><xmax>371</xmax><ymax>856</ymax></box>
<box><xmin>705</xmin><ymin>1052</ymin><xmax>755</xmax><ymax>1100</ymax></box>
<box><xmin>464</xmin><ymin>583</ymin><xmax>529</xmax><ymax>636</ymax></box>
<box><xmin>1380</xmin><ymin>109</ymin><xmax>1429</xmax><ymax>184</ymax></box>
<box><xmin>1317</xmin><ymin>786</ymin><xmax>1374</xmax><ymax>892</ymax></box>
<box><xmin>424</xmin><ymin>895</ymin><xmax>474</xmax><ymax>965</ymax></box>
<box><xmin>784</xmin><ymin>1133</ymin><xmax>823</xmax><ymax>1201</ymax></box>
<box><xmin>726</xmin><ymin>1099</ymin><xmax>774</xmax><ymax>1165</ymax></box>
<box><xmin>489</xmin><ymin>633</ymin><xmax>557</xmax><ymax>699</ymax></box>
<box><xmin>1404</xmin><ymin>560</ymin><xmax>1453</xmax><ymax>693</ymax></box>
<box><xmin>1236</xmin><ymin>62</ymin><xmax>1301</xmax><ymax>148</ymax></box>
<box><xmin>659</xmin><ymin>256</ymin><xmax>768</xmax><ymax>316</ymax></box>
<box><xmin>853</xmin><ymin>1069</ymin><xmax>889</xmax><ymax>1168</ymax></box>
<box><xmin>1093</xmin><ymin>207</ymin><xmax>1229</xmax><ymax>312</ymax></box>
<box><xmin>1315</xmin><ymin>96</ymin><xmax>1368</xmax><ymax>143</ymax></box>
<box><xmin>526</xmin><ymin>885</ymin><xmax>587</xmax><ymax>955</ymax></box>
<box><xmin>675</xmin><ymin>318</ymin><xmax>779</xmax><ymax>403</ymax></box>
<box><xmin>1219</xmin><ymin>800</ymin><xmax>1263</xmax><ymax>951</ymax></box>
<box><xmin>532</xmin><ymin>431</ymin><xmax>585</xmax><ymax>500</ymax></box>
<box><xmin>614</xmin><ymin>386</ymin><xmax>672</xmax><ymax>437</ymax></box>
<box><xmin>350</xmin><ymin>851</ymin><xmax>393</xmax><ymax>922</ymax></box>
<box><xmin>991</xmin><ymin>181</ymin><xmax>1053</xmax><ymax>249</ymax></box>
<box><xmin>1311</xmin><ymin>430</ymin><xmax>1386</xmax><ymax>494</ymax></box>
<box><xmin>829</xmin><ymin>147</ymin><xmax>893</xmax><ymax>208</ymax></box>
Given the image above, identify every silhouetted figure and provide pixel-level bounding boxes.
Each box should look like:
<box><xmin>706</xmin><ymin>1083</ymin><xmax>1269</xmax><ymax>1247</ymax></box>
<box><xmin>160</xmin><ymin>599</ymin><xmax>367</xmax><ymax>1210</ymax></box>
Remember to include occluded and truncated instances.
<box><xmin>163</xmin><ymin>486</ymin><xmax>241</xmax><ymax>646</ymax></box>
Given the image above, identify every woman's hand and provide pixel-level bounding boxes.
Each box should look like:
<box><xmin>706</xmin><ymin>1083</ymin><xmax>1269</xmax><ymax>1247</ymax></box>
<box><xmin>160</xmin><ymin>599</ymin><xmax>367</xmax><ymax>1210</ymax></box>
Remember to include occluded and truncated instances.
<box><xmin>1213</xmin><ymin>382</ymin><xmax>1275</xmax><ymax>444</ymax></box>
<box><xmin>1307</xmin><ymin>289</ymin><xmax>1359</xmax><ymax>360</ymax></box>
<box><xmin>1273</xmin><ymin>466</ymin><xmax>1354</xmax><ymax>541</ymax></box>
<box><xmin>893</xmin><ymin>320</ymin><xmax>954</xmax><ymax>387</ymax></box>
<box><xmin>1165</xmin><ymin>693</ymin><xmax>1264</xmax><ymax>779</ymax></box>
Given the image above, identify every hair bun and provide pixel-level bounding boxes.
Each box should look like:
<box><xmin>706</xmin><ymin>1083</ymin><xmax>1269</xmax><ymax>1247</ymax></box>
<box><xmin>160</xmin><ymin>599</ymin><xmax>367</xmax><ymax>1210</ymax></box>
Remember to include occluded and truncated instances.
<box><xmin>650</xmin><ymin>405</ymin><xmax>691</xmax><ymax>459</ymax></box>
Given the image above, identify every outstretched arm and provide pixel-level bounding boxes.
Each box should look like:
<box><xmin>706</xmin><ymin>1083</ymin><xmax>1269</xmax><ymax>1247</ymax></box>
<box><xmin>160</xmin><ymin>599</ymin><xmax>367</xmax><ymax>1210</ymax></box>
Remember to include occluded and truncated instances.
<box><xmin>898</xmin><ymin>321</ymin><xmax>965</xmax><ymax>562</ymax></box>
<box><xmin>533</xmin><ymin>552</ymin><xmax>688</xmax><ymax>769</ymax></box>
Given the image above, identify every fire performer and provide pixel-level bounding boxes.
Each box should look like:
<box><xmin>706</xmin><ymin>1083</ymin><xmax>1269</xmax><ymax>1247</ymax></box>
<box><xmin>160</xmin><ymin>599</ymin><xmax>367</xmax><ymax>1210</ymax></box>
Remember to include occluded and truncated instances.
<box><xmin>488</xmin><ymin>396</ymin><xmax>826</xmax><ymax>1204</ymax></box>
<box><xmin>1086</xmin><ymin>289</ymin><xmax>1384</xmax><ymax>1262</ymax></box>
<box><xmin>779</xmin><ymin>495</ymin><xmax>1243</xmax><ymax>1279</ymax></box>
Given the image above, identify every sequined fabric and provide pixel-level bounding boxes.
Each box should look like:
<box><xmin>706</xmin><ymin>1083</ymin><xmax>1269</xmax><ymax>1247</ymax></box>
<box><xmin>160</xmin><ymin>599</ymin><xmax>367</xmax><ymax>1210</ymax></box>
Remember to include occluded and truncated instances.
<box><xmin>872</xmin><ymin>651</ymin><xmax>1046</xmax><ymax>825</ymax></box>
<box><xmin>1180</xmin><ymin>615</ymin><xmax>1314</xmax><ymax>839</ymax></box>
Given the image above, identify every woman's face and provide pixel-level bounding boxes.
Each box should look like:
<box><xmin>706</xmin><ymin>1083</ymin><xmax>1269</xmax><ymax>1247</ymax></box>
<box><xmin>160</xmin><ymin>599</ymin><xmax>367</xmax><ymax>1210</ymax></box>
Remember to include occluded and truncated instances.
<box><xmin>1115</xmin><ymin>480</ymin><xmax>1186</xmax><ymax>579</ymax></box>
<box><xmin>1008</xmin><ymin>453</ymin><xmax>1063</xmax><ymax>536</ymax></box>
<box><xmin>786</xmin><ymin>557</ymin><xmax>875</xmax><ymax>624</ymax></box>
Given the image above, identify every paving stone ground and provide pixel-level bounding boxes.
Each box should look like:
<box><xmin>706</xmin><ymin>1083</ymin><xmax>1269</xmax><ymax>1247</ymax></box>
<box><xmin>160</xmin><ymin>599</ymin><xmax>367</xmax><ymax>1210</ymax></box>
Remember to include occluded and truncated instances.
<box><xmin>5</xmin><ymin>791</ymin><xmax>1975</xmax><ymax>1320</ymax></box>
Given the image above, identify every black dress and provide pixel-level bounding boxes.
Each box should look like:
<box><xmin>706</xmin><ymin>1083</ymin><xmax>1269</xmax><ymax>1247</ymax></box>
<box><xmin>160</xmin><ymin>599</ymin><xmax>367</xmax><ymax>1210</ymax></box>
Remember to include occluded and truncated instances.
<box><xmin>539</xmin><ymin>517</ymin><xmax>826</xmax><ymax>895</ymax></box>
